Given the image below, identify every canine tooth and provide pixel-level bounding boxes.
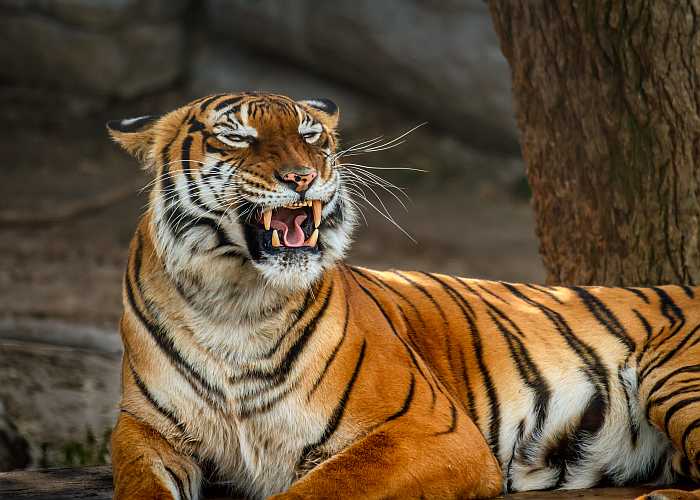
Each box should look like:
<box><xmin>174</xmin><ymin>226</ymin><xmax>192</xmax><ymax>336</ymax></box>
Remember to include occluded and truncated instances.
<box><xmin>263</xmin><ymin>210</ymin><xmax>272</xmax><ymax>230</ymax></box>
<box><xmin>306</xmin><ymin>228</ymin><xmax>319</xmax><ymax>247</ymax></box>
<box><xmin>271</xmin><ymin>230</ymin><xmax>281</xmax><ymax>247</ymax></box>
<box><xmin>312</xmin><ymin>200</ymin><xmax>322</xmax><ymax>228</ymax></box>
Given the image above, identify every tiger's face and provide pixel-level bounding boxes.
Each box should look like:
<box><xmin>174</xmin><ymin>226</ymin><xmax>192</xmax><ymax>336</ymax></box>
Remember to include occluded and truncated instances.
<box><xmin>108</xmin><ymin>93</ymin><xmax>356</xmax><ymax>291</ymax></box>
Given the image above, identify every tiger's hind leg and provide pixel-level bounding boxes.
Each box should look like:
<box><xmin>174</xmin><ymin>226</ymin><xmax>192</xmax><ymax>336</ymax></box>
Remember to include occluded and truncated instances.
<box><xmin>270</xmin><ymin>410</ymin><xmax>502</xmax><ymax>499</ymax></box>
<box><xmin>636</xmin><ymin>322</ymin><xmax>700</xmax><ymax>500</ymax></box>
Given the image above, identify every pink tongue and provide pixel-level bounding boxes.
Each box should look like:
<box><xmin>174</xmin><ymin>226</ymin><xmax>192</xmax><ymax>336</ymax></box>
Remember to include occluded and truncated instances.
<box><xmin>270</xmin><ymin>214</ymin><xmax>307</xmax><ymax>247</ymax></box>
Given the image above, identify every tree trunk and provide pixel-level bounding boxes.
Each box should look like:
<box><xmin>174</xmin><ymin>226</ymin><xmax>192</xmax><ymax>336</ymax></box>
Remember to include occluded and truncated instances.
<box><xmin>488</xmin><ymin>0</ymin><xmax>700</xmax><ymax>286</ymax></box>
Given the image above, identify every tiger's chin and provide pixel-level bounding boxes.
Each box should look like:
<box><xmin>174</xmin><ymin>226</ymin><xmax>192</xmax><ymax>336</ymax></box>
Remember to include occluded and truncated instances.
<box><xmin>255</xmin><ymin>250</ymin><xmax>326</xmax><ymax>291</ymax></box>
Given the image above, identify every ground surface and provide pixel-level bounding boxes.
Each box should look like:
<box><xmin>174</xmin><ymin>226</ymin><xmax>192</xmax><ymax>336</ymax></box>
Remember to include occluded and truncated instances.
<box><xmin>0</xmin><ymin>466</ymin><xmax>672</xmax><ymax>500</ymax></box>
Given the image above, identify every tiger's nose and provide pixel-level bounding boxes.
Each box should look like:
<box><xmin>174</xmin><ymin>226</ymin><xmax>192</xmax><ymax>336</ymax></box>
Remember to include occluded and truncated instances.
<box><xmin>277</xmin><ymin>167</ymin><xmax>318</xmax><ymax>192</ymax></box>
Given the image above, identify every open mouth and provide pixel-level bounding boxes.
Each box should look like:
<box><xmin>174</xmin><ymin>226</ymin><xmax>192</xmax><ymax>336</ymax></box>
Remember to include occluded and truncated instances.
<box><xmin>242</xmin><ymin>200</ymin><xmax>323</xmax><ymax>258</ymax></box>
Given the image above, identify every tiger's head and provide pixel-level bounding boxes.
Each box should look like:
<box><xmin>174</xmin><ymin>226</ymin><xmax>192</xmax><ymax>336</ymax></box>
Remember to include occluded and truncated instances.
<box><xmin>108</xmin><ymin>93</ymin><xmax>356</xmax><ymax>291</ymax></box>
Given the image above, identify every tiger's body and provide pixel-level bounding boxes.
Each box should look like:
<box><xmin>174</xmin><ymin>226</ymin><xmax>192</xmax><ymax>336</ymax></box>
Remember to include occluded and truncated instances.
<box><xmin>108</xmin><ymin>93</ymin><xmax>700</xmax><ymax>499</ymax></box>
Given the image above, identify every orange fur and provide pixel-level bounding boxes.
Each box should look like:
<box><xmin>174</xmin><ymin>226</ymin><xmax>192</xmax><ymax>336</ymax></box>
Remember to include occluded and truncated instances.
<box><xmin>108</xmin><ymin>93</ymin><xmax>700</xmax><ymax>499</ymax></box>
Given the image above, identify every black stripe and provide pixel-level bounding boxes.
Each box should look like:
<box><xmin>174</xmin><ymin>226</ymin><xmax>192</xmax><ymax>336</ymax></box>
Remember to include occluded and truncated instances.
<box><xmin>505</xmin><ymin>419</ymin><xmax>527</xmax><ymax>493</ymax></box>
<box><xmin>423</xmin><ymin>279</ymin><xmax>479</xmax><ymax>425</ymax></box>
<box><xmin>302</xmin><ymin>340</ymin><xmax>366</xmax><ymax>457</ymax></box>
<box><xmin>477</xmin><ymin>283</ymin><xmax>509</xmax><ymax>304</ymax></box>
<box><xmin>680</xmin><ymin>454</ymin><xmax>693</xmax><ymax>478</ymax></box>
<box><xmin>649</xmin><ymin>381</ymin><xmax>700</xmax><ymax>410</ymax></box>
<box><xmin>646</xmin><ymin>364</ymin><xmax>700</xmax><ymax>405</ymax></box>
<box><xmin>680</xmin><ymin>285</ymin><xmax>695</xmax><ymax>299</ymax></box>
<box><xmin>350</xmin><ymin>269</ymin><xmax>464</xmax><ymax>436</ymax></box>
<box><xmin>458</xmin><ymin>346</ymin><xmax>479</xmax><ymax>427</ymax></box>
<box><xmin>264</xmin><ymin>285</ymin><xmax>318</xmax><ymax>359</ymax></box>
<box><xmin>126</xmin><ymin>234</ymin><xmax>225</xmax><ymax>405</ymax></box>
<box><xmin>307</xmin><ymin>292</ymin><xmax>350</xmax><ymax>400</ymax></box>
<box><xmin>467</xmin><ymin>282</ymin><xmax>552</xmax><ymax>434</ymax></box>
<box><xmin>385</xmin><ymin>374</ymin><xmax>416</xmax><ymax>423</ymax></box>
<box><xmin>234</xmin><ymin>280</ymin><xmax>333</xmax><ymax>386</ymax></box>
<box><xmin>690</xmin><ymin>335</ymin><xmax>700</xmax><ymax>350</ymax></box>
<box><xmin>197</xmin><ymin>93</ymin><xmax>227</xmax><ymax>111</ymax></box>
<box><xmin>435</xmin><ymin>400</ymin><xmax>458</xmax><ymax>436</ymax></box>
<box><xmin>128</xmin><ymin>361</ymin><xmax>186</xmax><ymax>433</ymax></box>
<box><xmin>633</xmin><ymin>309</ymin><xmax>653</xmax><ymax>366</ymax></box>
<box><xmin>485</xmin><ymin>307</ymin><xmax>552</xmax><ymax>431</ymax></box>
<box><xmin>213</xmin><ymin>96</ymin><xmax>245</xmax><ymax>111</ymax></box>
<box><xmin>651</xmin><ymin>286</ymin><xmax>685</xmax><ymax>324</ymax></box>
<box><xmin>499</xmin><ymin>282</ymin><xmax>611</xmax><ymax>469</ymax></box>
<box><xmin>525</xmin><ymin>283</ymin><xmax>563</xmax><ymax>304</ymax></box>
<box><xmin>424</xmin><ymin>274</ymin><xmax>501</xmax><ymax>458</ymax></box>
<box><xmin>163</xmin><ymin>465</ymin><xmax>188</xmax><ymax>500</ymax></box>
<box><xmin>161</xmin><ymin>146</ymin><xmax>198</xmax><ymax>238</ymax></box>
<box><xmin>180</xmin><ymin>135</ymin><xmax>225</xmax><ymax>219</ymax></box>
<box><xmin>205</xmin><ymin>140</ymin><xmax>228</xmax><ymax>155</ymax></box>
<box><xmin>160</xmin><ymin>137</ymin><xmax>231</xmax><ymax>247</ymax></box>
<box><xmin>268</xmin><ymin>282</ymin><xmax>333</xmax><ymax>382</ymax></box>
<box><xmin>681</xmin><ymin>416</ymin><xmax>700</xmax><ymax>458</ymax></box>
<box><xmin>550</xmin><ymin>392</ymin><xmax>606</xmax><ymax>489</ymax></box>
<box><xmin>503</xmin><ymin>284</ymin><xmax>610</xmax><ymax>391</ymax></box>
<box><xmin>350</xmin><ymin>267</ymin><xmax>438</xmax><ymax>407</ymax></box>
<box><xmin>633</xmin><ymin>309</ymin><xmax>653</xmax><ymax>340</ymax></box>
<box><xmin>350</xmin><ymin>268</ymin><xmax>427</xmax><ymax>348</ymax></box>
<box><xmin>201</xmin><ymin>164</ymin><xmax>229</xmax><ymax>206</ymax></box>
<box><xmin>624</xmin><ymin>287</ymin><xmax>651</xmax><ymax>304</ymax></box>
<box><xmin>237</xmin><ymin>378</ymin><xmax>302</xmax><ymax>420</ymax></box>
<box><xmin>640</xmin><ymin>323</ymin><xmax>700</xmax><ymax>381</ymax></box>
<box><xmin>396</xmin><ymin>306</ymin><xmax>438</xmax><ymax>408</ymax></box>
<box><xmin>392</xmin><ymin>271</ymin><xmax>458</xmax><ymax>390</ymax></box>
<box><xmin>663</xmin><ymin>395</ymin><xmax>700</xmax><ymax>435</ymax></box>
<box><xmin>187</xmin><ymin>116</ymin><xmax>206</xmax><ymax>134</ymax></box>
<box><xmin>573</xmin><ymin>287</ymin><xmax>636</xmax><ymax>352</ymax></box>
<box><xmin>480</xmin><ymin>293</ymin><xmax>551</xmax><ymax>434</ymax></box>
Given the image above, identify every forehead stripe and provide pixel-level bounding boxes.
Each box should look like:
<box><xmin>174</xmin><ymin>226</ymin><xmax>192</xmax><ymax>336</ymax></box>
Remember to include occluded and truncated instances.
<box><xmin>213</xmin><ymin>96</ymin><xmax>245</xmax><ymax>112</ymax></box>
<box><xmin>197</xmin><ymin>93</ymin><xmax>227</xmax><ymax>112</ymax></box>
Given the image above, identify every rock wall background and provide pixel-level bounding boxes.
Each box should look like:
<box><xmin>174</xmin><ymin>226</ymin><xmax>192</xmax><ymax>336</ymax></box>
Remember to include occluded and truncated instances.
<box><xmin>0</xmin><ymin>0</ymin><xmax>541</xmax><ymax>470</ymax></box>
<box><xmin>1</xmin><ymin>0</ymin><xmax>188</xmax><ymax>98</ymax></box>
<box><xmin>204</xmin><ymin>0</ymin><xmax>518</xmax><ymax>153</ymax></box>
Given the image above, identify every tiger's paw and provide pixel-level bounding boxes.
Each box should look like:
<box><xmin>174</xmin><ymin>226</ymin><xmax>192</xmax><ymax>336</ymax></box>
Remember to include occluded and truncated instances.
<box><xmin>113</xmin><ymin>452</ymin><xmax>201</xmax><ymax>500</ymax></box>
<box><xmin>636</xmin><ymin>489</ymin><xmax>700</xmax><ymax>500</ymax></box>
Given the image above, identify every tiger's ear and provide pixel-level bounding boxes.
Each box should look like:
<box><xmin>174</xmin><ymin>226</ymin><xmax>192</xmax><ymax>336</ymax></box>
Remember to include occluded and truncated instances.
<box><xmin>299</xmin><ymin>98</ymin><xmax>339</xmax><ymax>130</ymax></box>
<box><xmin>106</xmin><ymin>115</ymin><xmax>161</xmax><ymax>161</ymax></box>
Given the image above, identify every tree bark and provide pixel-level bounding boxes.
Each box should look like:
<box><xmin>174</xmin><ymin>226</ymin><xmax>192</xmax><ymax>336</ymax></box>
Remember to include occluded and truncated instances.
<box><xmin>488</xmin><ymin>0</ymin><xmax>700</xmax><ymax>286</ymax></box>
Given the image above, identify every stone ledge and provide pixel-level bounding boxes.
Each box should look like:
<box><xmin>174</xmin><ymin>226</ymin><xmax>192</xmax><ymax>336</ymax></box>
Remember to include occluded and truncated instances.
<box><xmin>0</xmin><ymin>338</ymin><xmax>120</xmax><ymax>468</ymax></box>
<box><xmin>0</xmin><ymin>466</ymin><xmax>675</xmax><ymax>499</ymax></box>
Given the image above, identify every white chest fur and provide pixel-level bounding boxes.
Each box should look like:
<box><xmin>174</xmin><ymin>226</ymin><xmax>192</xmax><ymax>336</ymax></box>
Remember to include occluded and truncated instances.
<box><xmin>172</xmin><ymin>316</ymin><xmax>330</xmax><ymax>499</ymax></box>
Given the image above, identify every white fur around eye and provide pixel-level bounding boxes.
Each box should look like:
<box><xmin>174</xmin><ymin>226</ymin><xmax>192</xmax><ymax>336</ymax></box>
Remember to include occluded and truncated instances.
<box><xmin>213</xmin><ymin>125</ymin><xmax>257</xmax><ymax>149</ymax></box>
<box><xmin>299</xmin><ymin>121</ymin><xmax>322</xmax><ymax>144</ymax></box>
<box><xmin>217</xmin><ymin>134</ymin><xmax>250</xmax><ymax>148</ymax></box>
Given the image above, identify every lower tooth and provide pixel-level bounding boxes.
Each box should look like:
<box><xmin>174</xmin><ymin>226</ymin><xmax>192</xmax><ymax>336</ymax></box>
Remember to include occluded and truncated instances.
<box><xmin>271</xmin><ymin>230</ymin><xmax>281</xmax><ymax>247</ymax></box>
<box><xmin>305</xmin><ymin>228</ymin><xmax>319</xmax><ymax>247</ymax></box>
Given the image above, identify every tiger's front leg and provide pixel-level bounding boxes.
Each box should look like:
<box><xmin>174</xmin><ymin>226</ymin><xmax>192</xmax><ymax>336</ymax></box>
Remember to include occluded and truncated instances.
<box><xmin>111</xmin><ymin>412</ymin><xmax>202</xmax><ymax>500</ymax></box>
<box><xmin>271</xmin><ymin>412</ymin><xmax>502</xmax><ymax>499</ymax></box>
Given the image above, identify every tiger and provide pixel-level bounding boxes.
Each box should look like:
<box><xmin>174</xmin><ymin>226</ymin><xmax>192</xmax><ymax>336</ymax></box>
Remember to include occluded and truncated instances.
<box><xmin>107</xmin><ymin>92</ymin><xmax>700</xmax><ymax>500</ymax></box>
